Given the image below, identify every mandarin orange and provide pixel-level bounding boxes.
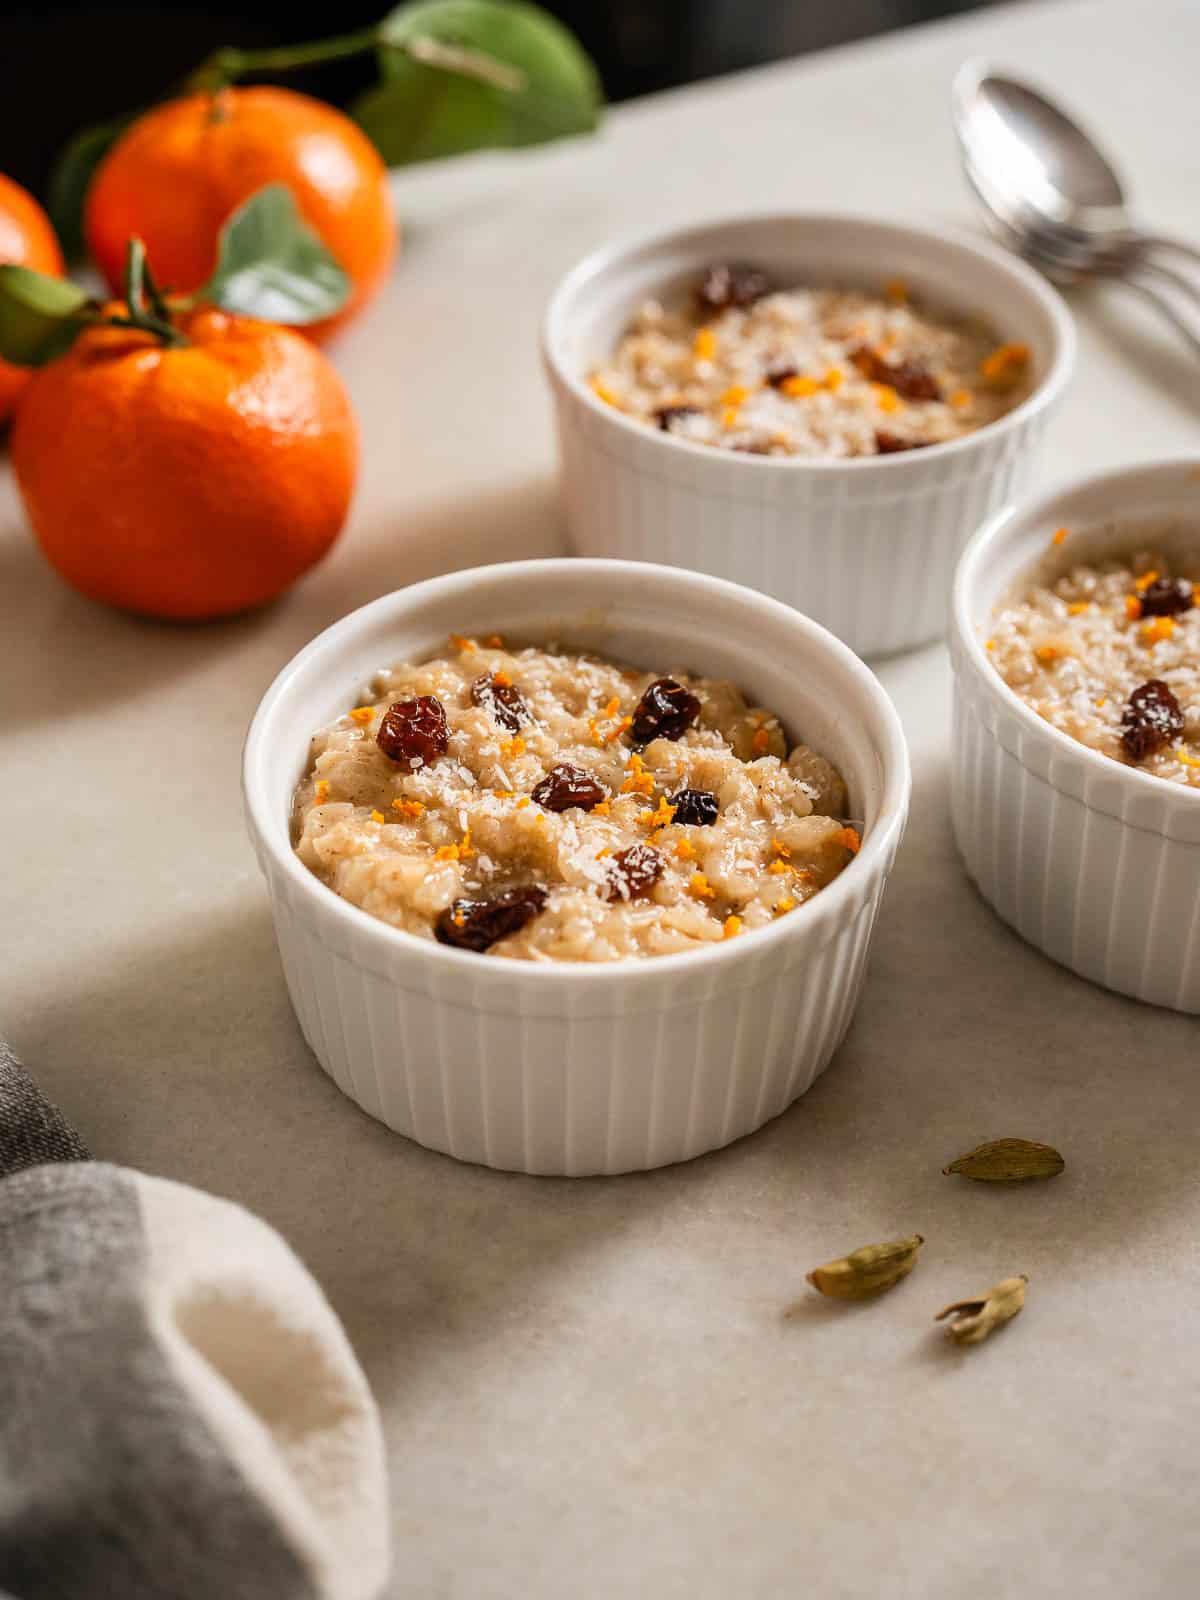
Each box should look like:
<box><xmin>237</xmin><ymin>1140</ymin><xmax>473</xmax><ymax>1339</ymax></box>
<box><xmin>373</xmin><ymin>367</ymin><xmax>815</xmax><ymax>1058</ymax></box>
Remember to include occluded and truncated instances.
<box><xmin>0</xmin><ymin>174</ymin><xmax>66</xmax><ymax>423</ymax></box>
<box><xmin>12</xmin><ymin>307</ymin><xmax>357</xmax><ymax>618</ymax></box>
<box><xmin>85</xmin><ymin>88</ymin><xmax>395</xmax><ymax>339</ymax></box>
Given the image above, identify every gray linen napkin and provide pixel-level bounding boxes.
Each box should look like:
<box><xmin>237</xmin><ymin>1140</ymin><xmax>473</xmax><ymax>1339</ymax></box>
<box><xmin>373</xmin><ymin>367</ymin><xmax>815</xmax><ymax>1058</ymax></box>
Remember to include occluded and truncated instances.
<box><xmin>0</xmin><ymin>1041</ymin><xmax>389</xmax><ymax>1600</ymax></box>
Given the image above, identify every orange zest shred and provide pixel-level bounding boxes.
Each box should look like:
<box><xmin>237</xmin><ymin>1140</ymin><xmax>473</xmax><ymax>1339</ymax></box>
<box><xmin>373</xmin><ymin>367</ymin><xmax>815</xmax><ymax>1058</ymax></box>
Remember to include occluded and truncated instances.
<box><xmin>492</xmin><ymin>670</ymin><xmax>513</xmax><ymax>689</ymax></box>
<box><xmin>985</xmin><ymin>638</ymin><xmax>996</xmax><ymax>651</ymax></box>
<box><xmin>515</xmin><ymin>796</ymin><xmax>530</xmax><ymax>809</ymax></box>
<box><xmin>620</xmin><ymin>753</ymin><xmax>655</xmax><ymax>796</ymax></box>
<box><xmin>1034</xmin><ymin>644</ymin><xmax>1062</xmax><ymax>665</ymax></box>
<box><xmin>872</xmin><ymin>382</ymin><xmax>902</xmax><ymax>413</ymax></box>
<box><xmin>1135</xmin><ymin>569</ymin><xmax>1160</xmax><ymax>592</ymax></box>
<box><xmin>693</xmin><ymin>327</ymin><xmax>717</xmax><ymax>362</ymax></box>
<box><xmin>1125</xmin><ymin>595</ymin><xmax>1143</xmax><ymax>621</ymax></box>
<box><xmin>393</xmin><ymin>796</ymin><xmax>425</xmax><ymax>817</ymax></box>
<box><xmin>1052</xmin><ymin>526</ymin><xmax>1069</xmax><ymax>546</ymax></box>
<box><xmin>432</xmin><ymin>826</ymin><xmax>474</xmax><ymax>863</ymax></box>
<box><xmin>823</xmin><ymin>366</ymin><xmax>845</xmax><ymax>391</ymax></box>
<box><xmin>483</xmin><ymin>634</ymin><xmax>504</xmax><ymax>648</ymax></box>
<box><xmin>596</xmin><ymin>847</ymin><xmax>612</xmax><ymax>859</ymax></box>
<box><xmin>592</xmin><ymin>800</ymin><xmax>611</xmax><ymax>817</ymax></box>
<box><xmin>490</xmin><ymin>790</ymin><xmax>514</xmax><ymax>801</ymax></box>
<box><xmin>722</xmin><ymin>915</ymin><xmax>742</xmax><ymax>940</ymax></box>
<box><xmin>314</xmin><ymin>779</ymin><xmax>330</xmax><ymax>804</ymax></box>
<box><xmin>771</xmin><ymin>839</ymin><xmax>791</xmax><ymax>859</ymax></box>
<box><xmin>767</xmin><ymin>859</ymin><xmax>792</xmax><ymax>876</ymax></box>
<box><xmin>782</xmin><ymin>374</ymin><xmax>819</xmax><ymax>398</ymax></box>
<box><xmin>688</xmin><ymin>872</ymin><xmax>716</xmax><ymax>900</ymax></box>
<box><xmin>370</xmin><ymin>810</ymin><xmax>385</xmax><ymax>824</ymax></box>
<box><xmin>500</xmin><ymin>736</ymin><xmax>526</xmax><ymax>759</ymax></box>
<box><xmin>949</xmin><ymin>388</ymin><xmax>973</xmax><ymax>409</ymax></box>
<box><xmin>979</xmin><ymin>342</ymin><xmax>1030</xmax><ymax>384</ymax></box>
<box><xmin>1142</xmin><ymin>616</ymin><xmax>1175</xmax><ymax>645</ymax></box>
<box><xmin>674</xmin><ymin>839</ymin><xmax>696</xmax><ymax>861</ymax></box>
<box><xmin>1067</xmin><ymin>601</ymin><xmax>1091</xmax><ymax>615</ymax></box>
<box><xmin>590</xmin><ymin>700</ymin><xmax>631</xmax><ymax>747</ymax></box>
<box><xmin>589</xmin><ymin>376</ymin><xmax>620</xmax><ymax>407</ymax></box>
<box><xmin>721</xmin><ymin>406</ymin><xmax>740</xmax><ymax>430</ymax></box>
<box><xmin>836</xmin><ymin>826</ymin><xmax>862</xmax><ymax>855</ymax></box>
<box><xmin>1095</xmin><ymin>698</ymin><xmax>1108</xmax><ymax>710</ymax></box>
<box><xmin>722</xmin><ymin>384</ymin><xmax>751</xmax><ymax>406</ymax></box>
<box><xmin>775</xmin><ymin>897</ymin><xmax>796</xmax><ymax>914</ymax></box>
<box><xmin>638</xmin><ymin>795</ymin><xmax>676</xmax><ymax>831</ymax></box>
<box><xmin>751</xmin><ymin>727</ymin><xmax>771</xmax><ymax>754</ymax></box>
<box><xmin>349</xmin><ymin>706</ymin><xmax>374</xmax><ymax>724</ymax></box>
<box><xmin>1176</xmin><ymin>747</ymin><xmax>1200</xmax><ymax>770</ymax></box>
<box><xmin>449</xmin><ymin>633</ymin><xmax>477</xmax><ymax>653</ymax></box>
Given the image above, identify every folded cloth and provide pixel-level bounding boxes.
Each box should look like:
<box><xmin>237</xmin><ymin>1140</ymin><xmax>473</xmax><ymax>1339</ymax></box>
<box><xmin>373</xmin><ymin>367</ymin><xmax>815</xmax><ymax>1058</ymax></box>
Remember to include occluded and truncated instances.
<box><xmin>0</xmin><ymin>1041</ymin><xmax>390</xmax><ymax>1600</ymax></box>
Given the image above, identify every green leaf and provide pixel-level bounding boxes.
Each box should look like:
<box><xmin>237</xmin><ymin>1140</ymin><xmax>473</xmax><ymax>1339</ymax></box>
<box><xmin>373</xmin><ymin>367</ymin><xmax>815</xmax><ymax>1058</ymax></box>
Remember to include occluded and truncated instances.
<box><xmin>199</xmin><ymin>184</ymin><xmax>351</xmax><ymax>324</ymax></box>
<box><xmin>47</xmin><ymin>114</ymin><xmax>136</xmax><ymax>261</ymax></box>
<box><xmin>353</xmin><ymin>0</ymin><xmax>603</xmax><ymax>167</ymax></box>
<box><xmin>0</xmin><ymin>266</ymin><xmax>92</xmax><ymax>366</ymax></box>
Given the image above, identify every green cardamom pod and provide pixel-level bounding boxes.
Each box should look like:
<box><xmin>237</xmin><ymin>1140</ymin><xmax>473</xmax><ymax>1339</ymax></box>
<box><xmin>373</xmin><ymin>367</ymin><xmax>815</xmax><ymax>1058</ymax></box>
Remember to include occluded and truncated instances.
<box><xmin>943</xmin><ymin>1139</ymin><xmax>1064</xmax><ymax>1182</ymax></box>
<box><xmin>935</xmin><ymin>1275</ymin><xmax>1028</xmax><ymax>1345</ymax></box>
<box><xmin>806</xmin><ymin>1234</ymin><xmax>924</xmax><ymax>1299</ymax></box>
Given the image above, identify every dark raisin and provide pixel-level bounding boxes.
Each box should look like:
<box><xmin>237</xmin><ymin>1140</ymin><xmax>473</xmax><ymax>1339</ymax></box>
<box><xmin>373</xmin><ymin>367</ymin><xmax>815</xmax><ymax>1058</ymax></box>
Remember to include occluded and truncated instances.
<box><xmin>605</xmin><ymin>844</ymin><xmax>665</xmax><ymax>902</ymax></box>
<box><xmin>630</xmin><ymin>677</ymin><xmax>701</xmax><ymax>744</ymax></box>
<box><xmin>670</xmin><ymin>787</ymin><xmax>719</xmax><ymax>826</ymax></box>
<box><xmin>435</xmin><ymin>885</ymin><xmax>548</xmax><ymax>953</ymax></box>
<box><xmin>1139</xmin><ymin>577</ymin><xmax>1195</xmax><ymax>618</ymax></box>
<box><xmin>1120</xmin><ymin>679</ymin><xmax>1184</xmax><ymax>761</ymax></box>
<box><xmin>654</xmin><ymin>405</ymin><xmax>701</xmax><ymax>432</ymax></box>
<box><xmin>531</xmin><ymin>763</ymin><xmax>607</xmax><ymax>812</ymax></box>
<box><xmin>765</xmin><ymin>362</ymin><xmax>798</xmax><ymax>389</ymax></box>
<box><xmin>696</xmin><ymin>264</ymin><xmax>772</xmax><ymax>312</ymax></box>
<box><xmin>470</xmin><ymin>673</ymin><xmax>528</xmax><ymax>733</ymax></box>
<box><xmin>850</xmin><ymin>345</ymin><xmax>941</xmax><ymax>401</ymax></box>
<box><xmin>850</xmin><ymin>345</ymin><xmax>890</xmax><ymax>383</ymax></box>
<box><xmin>874</xmin><ymin>430</ymin><xmax>930</xmax><ymax>455</ymax></box>
<box><xmin>884</xmin><ymin>358</ymin><xmax>941</xmax><ymax>402</ymax></box>
<box><xmin>376</xmin><ymin>696</ymin><xmax>449</xmax><ymax>770</ymax></box>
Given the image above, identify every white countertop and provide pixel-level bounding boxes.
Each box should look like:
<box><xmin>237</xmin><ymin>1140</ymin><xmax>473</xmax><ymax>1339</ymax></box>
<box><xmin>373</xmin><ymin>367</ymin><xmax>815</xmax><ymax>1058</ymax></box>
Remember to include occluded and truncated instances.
<box><xmin>5</xmin><ymin>1</ymin><xmax>1199</xmax><ymax>1593</ymax></box>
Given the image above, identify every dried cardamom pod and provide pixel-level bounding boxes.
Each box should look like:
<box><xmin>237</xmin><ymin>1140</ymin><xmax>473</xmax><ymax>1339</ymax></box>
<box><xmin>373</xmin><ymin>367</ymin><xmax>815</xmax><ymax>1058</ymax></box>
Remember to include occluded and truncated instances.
<box><xmin>806</xmin><ymin>1234</ymin><xmax>924</xmax><ymax>1300</ymax></box>
<box><xmin>943</xmin><ymin>1139</ymin><xmax>1064</xmax><ymax>1182</ymax></box>
<box><xmin>935</xmin><ymin>1275</ymin><xmax>1028</xmax><ymax>1345</ymax></box>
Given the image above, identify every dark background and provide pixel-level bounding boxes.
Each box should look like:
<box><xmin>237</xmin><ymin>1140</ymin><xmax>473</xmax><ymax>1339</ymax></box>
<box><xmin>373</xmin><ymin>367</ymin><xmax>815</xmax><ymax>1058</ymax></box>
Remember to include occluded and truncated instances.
<box><xmin>2</xmin><ymin>1</ymin><xmax>1001</xmax><ymax>196</ymax></box>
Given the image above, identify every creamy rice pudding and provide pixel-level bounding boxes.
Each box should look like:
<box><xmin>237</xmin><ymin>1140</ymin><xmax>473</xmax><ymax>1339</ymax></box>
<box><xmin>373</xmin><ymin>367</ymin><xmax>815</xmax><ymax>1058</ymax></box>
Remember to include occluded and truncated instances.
<box><xmin>588</xmin><ymin>263</ymin><xmax>1033</xmax><ymax>459</ymax></box>
<box><xmin>293</xmin><ymin>635</ymin><xmax>858</xmax><ymax>960</ymax></box>
<box><xmin>988</xmin><ymin>540</ymin><xmax>1200</xmax><ymax>787</ymax></box>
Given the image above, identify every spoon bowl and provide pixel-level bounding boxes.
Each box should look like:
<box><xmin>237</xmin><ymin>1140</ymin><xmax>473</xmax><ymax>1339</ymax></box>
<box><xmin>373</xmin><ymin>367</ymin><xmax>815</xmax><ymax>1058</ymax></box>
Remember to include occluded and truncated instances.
<box><xmin>953</xmin><ymin>61</ymin><xmax>1136</xmax><ymax>246</ymax></box>
<box><xmin>952</xmin><ymin>61</ymin><xmax>1200</xmax><ymax>356</ymax></box>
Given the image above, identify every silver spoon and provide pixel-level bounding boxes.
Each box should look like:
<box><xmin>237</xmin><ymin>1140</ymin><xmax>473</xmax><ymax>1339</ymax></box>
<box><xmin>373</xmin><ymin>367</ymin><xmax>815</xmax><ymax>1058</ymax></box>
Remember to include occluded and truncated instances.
<box><xmin>952</xmin><ymin>62</ymin><xmax>1200</xmax><ymax>353</ymax></box>
<box><xmin>953</xmin><ymin>61</ymin><xmax>1200</xmax><ymax>266</ymax></box>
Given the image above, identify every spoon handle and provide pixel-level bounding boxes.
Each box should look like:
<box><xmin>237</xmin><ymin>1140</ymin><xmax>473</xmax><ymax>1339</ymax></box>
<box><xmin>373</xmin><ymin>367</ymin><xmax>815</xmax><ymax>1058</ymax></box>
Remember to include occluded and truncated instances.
<box><xmin>1136</xmin><ymin>232</ymin><xmax>1200</xmax><ymax>274</ymax></box>
<box><xmin>1123</xmin><ymin>262</ymin><xmax>1200</xmax><ymax>361</ymax></box>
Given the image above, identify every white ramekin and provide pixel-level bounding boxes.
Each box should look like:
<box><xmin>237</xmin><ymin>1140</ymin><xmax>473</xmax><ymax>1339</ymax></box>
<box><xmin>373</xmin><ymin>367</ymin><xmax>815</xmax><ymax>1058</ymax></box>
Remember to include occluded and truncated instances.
<box><xmin>949</xmin><ymin>457</ymin><xmax>1200</xmax><ymax>1013</ymax></box>
<box><xmin>542</xmin><ymin>212</ymin><xmax>1075</xmax><ymax>660</ymax></box>
<box><xmin>244</xmin><ymin>559</ymin><xmax>910</xmax><ymax>1175</ymax></box>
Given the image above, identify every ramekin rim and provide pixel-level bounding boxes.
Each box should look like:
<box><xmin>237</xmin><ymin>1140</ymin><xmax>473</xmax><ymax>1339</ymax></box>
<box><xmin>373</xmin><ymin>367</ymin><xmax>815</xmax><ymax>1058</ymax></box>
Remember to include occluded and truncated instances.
<box><xmin>540</xmin><ymin>207</ymin><xmax>1076</xmax><ymax>477</ymax></box>
<box><xmin>950</xmin><ymin>453</ymin><xmax>1200</xmax><ymax>813</ymax></box>
<box><xmin>243</xmin><ymin>558</ymin><xmax>912</xmax><ymax>983</ymax></box>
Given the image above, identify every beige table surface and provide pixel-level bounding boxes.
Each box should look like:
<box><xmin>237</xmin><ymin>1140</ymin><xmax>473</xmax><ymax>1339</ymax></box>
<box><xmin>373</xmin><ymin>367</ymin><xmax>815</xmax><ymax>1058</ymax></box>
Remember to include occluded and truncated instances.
<box><xmin>5</xmin><ymin>0</ymin><xmax>1200</xmax><ymax>1594</ymax></box>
